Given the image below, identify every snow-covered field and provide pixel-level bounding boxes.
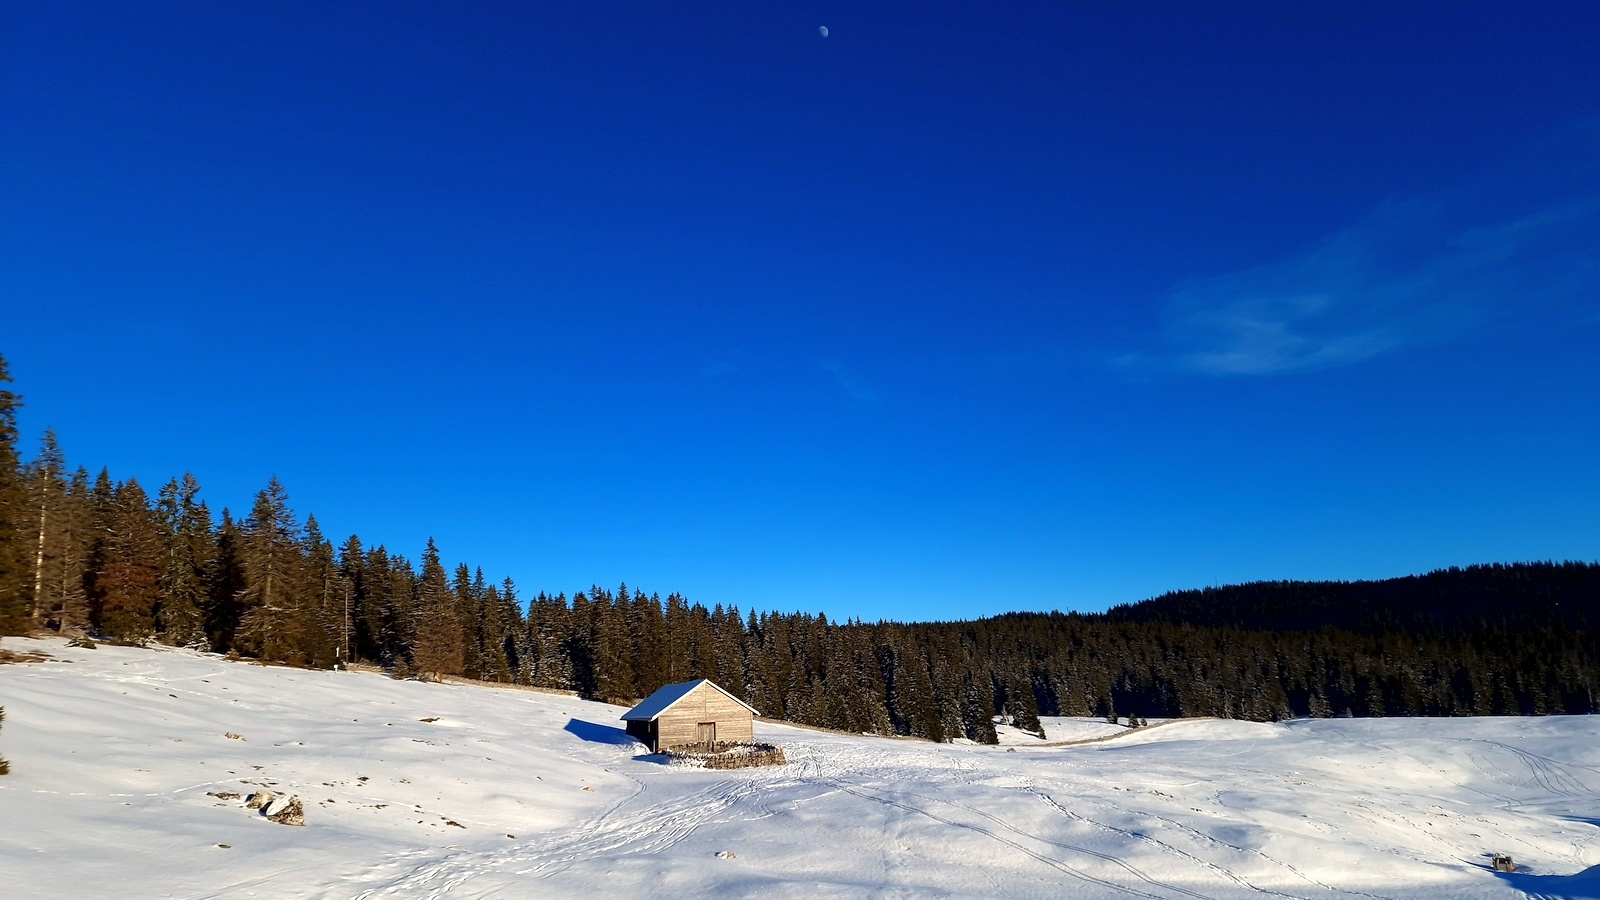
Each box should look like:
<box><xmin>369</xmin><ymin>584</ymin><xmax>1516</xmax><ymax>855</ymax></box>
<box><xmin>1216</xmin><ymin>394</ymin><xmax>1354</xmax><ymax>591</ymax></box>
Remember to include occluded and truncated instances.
<box><xmin>3</xmin><ymin>637</ymin><xmax>1598</xmax><ymax>900</ymax></box>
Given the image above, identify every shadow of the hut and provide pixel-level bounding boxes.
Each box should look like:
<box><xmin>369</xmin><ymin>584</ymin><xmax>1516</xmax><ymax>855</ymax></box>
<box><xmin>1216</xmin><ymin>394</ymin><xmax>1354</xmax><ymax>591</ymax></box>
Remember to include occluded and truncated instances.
<box><xmin>563</xmin><ymin>718</ymin><xmax>670</xmax><ymax>764</ymax></box>
<box><xmin>563</xmin><ymin>718</ymin><xmax>635</xmax><ymax>745</ymax></box>
<box><xmin>1494</xmin><ymin>862</ymin><xmax>1600</xmax><ymax>899</ymax></box>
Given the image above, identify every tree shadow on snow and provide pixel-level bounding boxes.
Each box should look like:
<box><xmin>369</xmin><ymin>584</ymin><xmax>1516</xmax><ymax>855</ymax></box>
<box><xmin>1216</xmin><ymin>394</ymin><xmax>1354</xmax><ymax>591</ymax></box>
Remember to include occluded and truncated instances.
<box><xmin>1496</xmin><ymin>862</ymin><xmax>1600</xmax><ymax>899</ymax></box>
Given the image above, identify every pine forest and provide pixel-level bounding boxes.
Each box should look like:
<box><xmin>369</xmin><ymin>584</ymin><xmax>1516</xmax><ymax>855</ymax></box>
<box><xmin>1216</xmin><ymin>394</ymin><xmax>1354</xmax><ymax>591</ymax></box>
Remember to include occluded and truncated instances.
<box><xmin>0</xmin><ymin>353</ymin><xmax>1595</xmax><ymax>743</ymax></box>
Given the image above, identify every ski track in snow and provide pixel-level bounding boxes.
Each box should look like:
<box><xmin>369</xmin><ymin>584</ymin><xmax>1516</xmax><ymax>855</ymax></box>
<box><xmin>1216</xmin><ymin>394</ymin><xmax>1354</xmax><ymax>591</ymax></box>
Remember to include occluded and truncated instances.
<box><xmin>345</xmin><ymin>778</ymin><xmax>762</xmax><ymax>898</ymax></box>
<box><xmin>1020</xmin><ymin>782</ymin><xmax>1380</xmax><ymax>900</ymax></box>
<box><xmin>3</xmin><ymin>636</ymin><xmax>1600</xmax><ymax>900</ymax></box>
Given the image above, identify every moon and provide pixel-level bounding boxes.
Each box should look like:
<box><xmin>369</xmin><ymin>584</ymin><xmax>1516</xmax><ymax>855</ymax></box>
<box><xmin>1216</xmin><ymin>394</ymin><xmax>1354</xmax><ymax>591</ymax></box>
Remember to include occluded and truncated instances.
<box><xmin>819</xmin><ymin>26</ymin><xmax>829</xmax><ymax>38</ymax></box>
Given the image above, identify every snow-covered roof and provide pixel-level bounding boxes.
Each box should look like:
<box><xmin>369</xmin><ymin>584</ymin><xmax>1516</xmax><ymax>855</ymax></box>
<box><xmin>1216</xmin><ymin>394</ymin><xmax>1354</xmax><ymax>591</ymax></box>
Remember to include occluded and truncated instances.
<box><xmin>619</xmin><ymin>679</ymin><xmax>759</xmax><ymax>721</ymax></box>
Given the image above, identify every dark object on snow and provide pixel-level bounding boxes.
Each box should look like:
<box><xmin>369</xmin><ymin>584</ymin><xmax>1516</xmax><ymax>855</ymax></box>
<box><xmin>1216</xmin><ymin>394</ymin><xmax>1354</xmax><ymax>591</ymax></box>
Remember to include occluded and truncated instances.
<box><xmin>1492</xmin><ymin>854</ymin><xmax>1515</xmax><ymax>873</ymax></box>
<box><xmin>622</xmin><ymin>679</ymin><xmax>759</xmax><ymax>753</ymax></box>
<box><xmin>667</xmin><ymin>741</ymin><xmax>786</xmax><ymax>770</ymax></box>
<box><xmin>245</xmin><ymin>790</ymin><xmax>275</xmax><ymax>810</ymax></box>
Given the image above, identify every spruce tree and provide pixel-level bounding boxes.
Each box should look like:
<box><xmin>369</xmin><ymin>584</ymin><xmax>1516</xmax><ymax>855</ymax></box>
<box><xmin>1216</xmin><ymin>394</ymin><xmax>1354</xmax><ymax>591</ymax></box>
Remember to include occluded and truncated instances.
<box><xmin>97</xmin><ymin>479</ymin><xmax>162</xmax><ymax>643</ymax></box>
<box><xmin>686</xmin><ymin>600</ymin><xmax>716</xmax><ymax>682</ymax></box>
<box><xmin>234</xmin><ymin>478</ymin><xmax>306</xmax><ymax>661</ymax></box>
<box><xmin>526</xmin><ymin>589</ymin><xmax>572</xmax><ymax>689</ymax></box>
<box><xmin>298</xmin><ymin>515</ymin><xmax>342</xmax><ymax>667</ymax></box>
<box><xmin>663</xmin><ymin>592</ymin><xmax>690</xmax><ymax>683</ymax></box>
<box><xmin>336</xmin><ymin>535</ymin><xmax>364</xmax><ymax>665</ymax></box>
<box><xmin>357</xmin><ymin>543</ymin><xmax>396</xmax><ymax>663</ymax></box>
<box><xmin>22</xmin><ymin>431</ymin><xmax>69</xmax><ymax>630</ymax></box>
<box><xmin>854</xmin><ymin>625</ymin><xmax>895</xmax><ymax>735</ymax></box>
<box><xmin>154</xmin><ymin>475</ymin><xmax>213</xmax><ymax>647</ymax></box>
<box><xmin>454</xmin><ymin>563</ymin><xmax>481</xmax><ymax>678</ymax></box>
<box><xmin>744</xmin><ymin>610</ymin><xmax>780</xmax><ymax>717</ymax></box>
<box><xmin>208</xmin><ymin>509</ymin><xmax>247</xmax><ymax>651</ymax></box>
<box><xmin>1308</xmin><ymin>690</ymin><xmax>1333</xmax><ymax>718</ymax></box>
<box><xmin>591</xmin><ymin>584</ymin><xmax>637</xmax><ymax>702</ymax></box>
<box><xmin>629</xmin><ymin>590</ymin><xmax>667</xmax><ymax>696</ymax></box>
<box><xmin>477</xmin><ymin>582</ymin><xmax>513</xmax><ymax>682</ymax></box>
<box><xmin>354</xmin><ymin>546</ymin><xmax>401</xmax><ymax>664</ymax></box>
<box><xmin>411</xmin><ymin>538</ymin><xmax>463</xmax><ymax>681</ymax></box>
<box><xmin>0</xmin><ymin>355</ymin><xmax>28</xmax><ymax>634</ymax></box>
<box><xmin>52</xmin><ymin>467</ymin><xmax>92</xmax><ymax>632</ymax></box>
<box><xmin>1001</xmin><ymin>674</ymin><xmax>1044</xmax><ymax>735</ymax></box>
<box><xmin>383</xmin><ymin>552</ymin><xmax>418</xmax><ymax>665</ymax></box>
<box><xmin>497</xmin><ymin>578</ymin><xmax>525</xmax><ymax>679</ymax></box>
<box><xmin>83</xmin><ymin>468</ymin><xmax>116</xmax><ymax>632</ymax></box>
<box><xmin>962</xmin><ymin>674</ymin><xmax>1000</xmax><ymax>744</ymax></box>
<box><xmin>711</xmin><ymin>603</ymin><xmax>748</xmax><ymax>699</ymax></box>
<box><xmin>567</xmin><ymin>590</ymin><xmax>596</xmax><ymax>695</ymax></box>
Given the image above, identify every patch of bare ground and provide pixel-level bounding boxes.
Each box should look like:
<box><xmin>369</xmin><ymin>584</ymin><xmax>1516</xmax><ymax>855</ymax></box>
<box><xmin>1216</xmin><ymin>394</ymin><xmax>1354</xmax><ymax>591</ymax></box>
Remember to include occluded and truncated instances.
<box><xmin>0</xmin><ymin>648</ymin><xmax>53</xmax><ymax>665</ymax></box>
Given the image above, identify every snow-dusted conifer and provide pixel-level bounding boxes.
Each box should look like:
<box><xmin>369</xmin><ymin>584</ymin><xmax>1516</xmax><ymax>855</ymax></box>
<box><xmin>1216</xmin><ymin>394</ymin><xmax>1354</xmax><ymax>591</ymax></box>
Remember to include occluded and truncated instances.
<box><xmin>234</xmin><ymin>478</ymin><xmax>307</xmax><ymax>662</ymax></box>
<box><xmin>155</xmin><ymin>474</ymin><xmax>213</xmax><ymax>647</ymax></box>
<box><xmin>411</xmin><ymin>538</ymin><xmax>463</xmax><ymax>681</ymax></box>
<box><xmin>97</xmin><ymin>479</ymin><xmax>162</xmax><ymax>644</ymax></box>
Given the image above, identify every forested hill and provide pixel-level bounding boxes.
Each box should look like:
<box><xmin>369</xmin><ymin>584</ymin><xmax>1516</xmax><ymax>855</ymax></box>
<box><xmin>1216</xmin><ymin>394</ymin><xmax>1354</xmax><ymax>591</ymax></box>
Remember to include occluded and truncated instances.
<box><xmin>1101</xmin><ymin>562</ymin><xmax>1600</xmax><ymax>634</ymax></box>
<box><xmin>1</xmin><ymin>352</ymin><xmax>1596</xmax><ymax>742</ymax></box>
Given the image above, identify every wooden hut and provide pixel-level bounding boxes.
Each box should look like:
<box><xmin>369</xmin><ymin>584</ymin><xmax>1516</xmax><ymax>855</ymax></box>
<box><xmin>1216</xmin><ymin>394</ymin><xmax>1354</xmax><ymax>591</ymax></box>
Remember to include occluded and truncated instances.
<box><xmin>621</xmin><ymin>679</ymin><xmax>759</xmax><ymax>752</ymax></box>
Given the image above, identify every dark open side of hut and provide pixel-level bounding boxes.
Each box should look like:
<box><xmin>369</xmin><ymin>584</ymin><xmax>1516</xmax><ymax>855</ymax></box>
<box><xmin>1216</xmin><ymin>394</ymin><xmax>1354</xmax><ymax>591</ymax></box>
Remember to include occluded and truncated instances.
<box><xmin>620</xmin><ymin>679</ymin><xmax>759</xmax><ymax>753</ymax></box>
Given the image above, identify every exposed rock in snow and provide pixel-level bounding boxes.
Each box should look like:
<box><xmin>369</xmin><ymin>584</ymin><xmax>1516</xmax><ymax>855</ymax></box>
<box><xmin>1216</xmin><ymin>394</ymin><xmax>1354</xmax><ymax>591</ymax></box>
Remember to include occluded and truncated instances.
<box><xmin>265</xmin><ymin>795</ymin><xmax>305</xmax><ymax>826</ymax></box>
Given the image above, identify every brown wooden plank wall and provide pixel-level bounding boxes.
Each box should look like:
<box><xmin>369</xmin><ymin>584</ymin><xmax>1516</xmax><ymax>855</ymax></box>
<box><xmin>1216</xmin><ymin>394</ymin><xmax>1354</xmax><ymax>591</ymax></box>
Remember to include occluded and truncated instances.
<box><xmin>656</xmin><ymin>683</ymin><xmax>755</xmax><ymax>749</ymax></box>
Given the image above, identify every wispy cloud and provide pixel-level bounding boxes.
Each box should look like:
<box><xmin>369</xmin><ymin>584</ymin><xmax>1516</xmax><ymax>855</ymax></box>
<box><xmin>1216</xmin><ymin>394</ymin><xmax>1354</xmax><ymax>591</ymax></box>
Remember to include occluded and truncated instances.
<box><xmin>1120</xmin><ymin>146</ymin><xmax>1600</xmax><ymax>376</ymax></box>
<box><xmin>821</xmin><ymin>360</ymin><xmax>877</xmax><ymax>405</ymax></box>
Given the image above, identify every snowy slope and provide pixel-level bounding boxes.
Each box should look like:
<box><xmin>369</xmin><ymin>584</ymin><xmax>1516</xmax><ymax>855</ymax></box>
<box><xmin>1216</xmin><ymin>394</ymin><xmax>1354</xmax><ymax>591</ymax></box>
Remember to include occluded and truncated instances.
<box><xmin>2</xmin><ymin>635</ymin><xmax>1598</xmax><ymax>900</ymax></box>
<box><xmin>994</xmin><ymin>716</ymin><xmax>1170</xmax><ymax>745</ymax></box>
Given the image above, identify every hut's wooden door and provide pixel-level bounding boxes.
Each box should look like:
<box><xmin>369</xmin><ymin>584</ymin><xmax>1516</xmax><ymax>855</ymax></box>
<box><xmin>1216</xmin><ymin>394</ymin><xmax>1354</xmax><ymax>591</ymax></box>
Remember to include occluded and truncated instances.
<box><xmin>697</xmin><ymin>722</ymin><xmax>716</xmax><ymax>747</ymax></box>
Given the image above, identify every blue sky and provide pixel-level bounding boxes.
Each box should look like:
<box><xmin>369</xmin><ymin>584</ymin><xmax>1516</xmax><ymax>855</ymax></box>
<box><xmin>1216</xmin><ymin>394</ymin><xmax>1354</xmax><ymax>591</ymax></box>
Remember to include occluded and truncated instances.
<box><xmin>3</xmin><ymin>3</ymin><xmax>1597</xmax><ymax>621</ymax></box>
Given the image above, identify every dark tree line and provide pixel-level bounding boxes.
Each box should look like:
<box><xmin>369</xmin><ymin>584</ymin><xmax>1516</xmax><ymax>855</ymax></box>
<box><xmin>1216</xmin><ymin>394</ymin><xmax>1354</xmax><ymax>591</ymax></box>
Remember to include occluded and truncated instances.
<box><xmin>0</xmin><ymin>353</ymin><xmax>1595</xmax><ymax>744</ymax></box>
<box><xmin>1104</xmin><ymin>563</ymin><xmax>1600</xmax><ymax>634</ymax></box>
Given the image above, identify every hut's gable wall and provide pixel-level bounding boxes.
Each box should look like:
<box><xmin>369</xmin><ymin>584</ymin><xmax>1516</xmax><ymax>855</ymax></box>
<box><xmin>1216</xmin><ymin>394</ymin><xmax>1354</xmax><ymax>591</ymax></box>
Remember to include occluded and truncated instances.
<box><xmin>655</xmin><ymin>682</ymin><xmax>755</xmax><ymax>749</ymax></box>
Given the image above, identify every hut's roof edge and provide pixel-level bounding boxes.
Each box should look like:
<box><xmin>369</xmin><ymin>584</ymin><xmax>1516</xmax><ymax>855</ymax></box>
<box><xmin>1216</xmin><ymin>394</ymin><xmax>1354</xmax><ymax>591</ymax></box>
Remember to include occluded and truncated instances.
<box><xmin>619</xmin><ymin>679</ymin><xmax>760</xmax><ymax>721</ymax></box>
